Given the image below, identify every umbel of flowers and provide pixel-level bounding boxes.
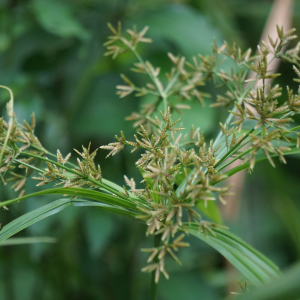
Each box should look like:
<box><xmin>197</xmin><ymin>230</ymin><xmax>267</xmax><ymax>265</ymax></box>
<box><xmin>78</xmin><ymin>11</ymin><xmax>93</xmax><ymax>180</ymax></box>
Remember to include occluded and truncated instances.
<box><xmin>0</xmin><ymin>23</ymin><xmax>300</xmax><ymax>284</ymax></box>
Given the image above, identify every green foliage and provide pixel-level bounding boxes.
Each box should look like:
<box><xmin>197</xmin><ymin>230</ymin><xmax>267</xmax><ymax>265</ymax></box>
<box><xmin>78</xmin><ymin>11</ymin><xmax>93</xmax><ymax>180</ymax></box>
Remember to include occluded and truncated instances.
<box><xmin>31</xmin><ymin>0</ymin><xmax>90</xmax><ymax>40</ymax></box>
<box><xmin>235</xmin><ymin>262</ymin><xmax>300</xmax><ymax>300</ymax></box>
<box><xmin>0</xmin><ymin>198</ymin><xmax>72</xmax><ymax>242</ymax></box>
<box><xmin>187</xmin><ymin>225</ymin><xmax>280</xmax><ymax>287</ymax></box>
<box><xmin>0</xmin><ymin>237</ymin><xmax>56</xmax><ymax>246</ymax></box>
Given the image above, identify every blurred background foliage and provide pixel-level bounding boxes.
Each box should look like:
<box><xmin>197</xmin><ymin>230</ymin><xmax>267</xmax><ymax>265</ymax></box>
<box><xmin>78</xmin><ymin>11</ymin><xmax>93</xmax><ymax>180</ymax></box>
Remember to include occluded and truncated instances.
<box><xmin>1</xmin><ymin>0</ymin><xmax>300</xmax><ymax>299</ymax></box>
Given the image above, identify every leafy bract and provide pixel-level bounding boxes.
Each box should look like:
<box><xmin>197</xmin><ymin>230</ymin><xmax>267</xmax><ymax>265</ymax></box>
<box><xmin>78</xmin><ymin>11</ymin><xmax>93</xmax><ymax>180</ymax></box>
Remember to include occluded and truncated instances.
<box><xmin>235</xmin><ymin>262</ymin><xmax>300</xmax><ymax>300</ymax></box>
<box><xmin>0</xmin><ymin>198</ymin><xmax>139</xmax><ymax>243</ymax></box>
<box><xmin>72</xmin><ymin>199</ymin><xmax>139</xmax><ymax>219</ymax></box>
<box><xmin>197</xmin><ymin>201</ymin><xmax>222</xmax><ymax>224</ymax></box>
<box><xmin>0</xmin><ymin>198</ymin><xmax>72</xmax><ymax>242</ymax></box>
<box><xmin>0</xmin><ymin>237</ymin><xmax>56</xmax><ymax>246</ymax></box>
<box><xmin>186</xmin><ymin>224</ymin><xmax>280</xmax><ymax>287</ymax></box>
<box><xmin>225</xmin><ymin>147</ymin><xmax>300</xmax><ymax>178</ymax></box>
<box><xmin>0</xmin><ymin>187</ymin><xmax>138</xmax><ymax>210</ymax></box>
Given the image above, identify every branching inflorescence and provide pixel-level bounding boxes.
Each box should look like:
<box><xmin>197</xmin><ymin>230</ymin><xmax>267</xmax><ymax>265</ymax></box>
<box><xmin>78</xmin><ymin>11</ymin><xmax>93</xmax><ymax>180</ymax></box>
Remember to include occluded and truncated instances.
<box><xmin>1</xmin><ymin>23</ymin><xmax>300</xmax><ymax>284</ymax></box>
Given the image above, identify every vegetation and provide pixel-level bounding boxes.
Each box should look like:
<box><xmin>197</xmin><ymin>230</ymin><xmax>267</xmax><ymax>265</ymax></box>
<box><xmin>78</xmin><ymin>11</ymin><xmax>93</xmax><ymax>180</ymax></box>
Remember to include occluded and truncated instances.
<box><xmin>1</xmin><ymin>16</ymin><xmax>300</xmax><ymax>299</ymax></box>
<box><xmin>0</xmin><ymin>1</ymin><xmax>300</xmax><ymax>299</ymax></box>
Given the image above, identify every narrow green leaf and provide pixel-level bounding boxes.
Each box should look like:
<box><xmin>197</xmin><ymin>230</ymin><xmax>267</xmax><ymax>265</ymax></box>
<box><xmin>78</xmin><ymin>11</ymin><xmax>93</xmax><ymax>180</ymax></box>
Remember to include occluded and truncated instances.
<box><xmin>174</xmin><ymin>168</ymin><xmax>222</xmax><ymax>222</ymax></box>
<box><xmin>186</xmin><ymin>224</ymin><xmax>280</xmax><ymax>287</ymax></box>
<box><xmin>289</xmin><ymin>125</ymin><xmax>300</xmax><ymax>132</ymax></box>
<box><xmin>197</xmin><ymin>201</ymin><xmax>222</xmax><ymax>223</ymax></box>
<box><xmin>0</xmin><ymin>198</ymin><xmax>140</xmax><ymax>244</ymax></box>
<box><xmin>102</xmin><ymin>178</ymin><xmax>140</xmax><ymax>200</ymax></box>
<box><xmin>138</xmin><ymin>167</ymin><xmax>160</xmax><ymax>203</ymax></box>
<box><xmin>0</xmin><ymin>187</ymin><xmax>139</xmax><ymax>210</ymax></box>
<box><xmin>224</xmin><ymin>147</ymin><xmax>300</xmax><ymax>179</ymax></box>
<box><xmin>0</xmin><ymin>237</ymin><xmax>57</xmax><ymax>246</ymax></box>
<box><xmin>71</xmin><ymin>199</ymin><xmax>139</xmax><ymax>219</ymax></box>
<box><xmin>235</xmin><ymin>262</ymin><xmax>300</xmax><ymax>300</ymax></box>
<box><xmin>0</xmin><ymin>198</ymin><xmax>71</xmax><ymax>242</ymax></box>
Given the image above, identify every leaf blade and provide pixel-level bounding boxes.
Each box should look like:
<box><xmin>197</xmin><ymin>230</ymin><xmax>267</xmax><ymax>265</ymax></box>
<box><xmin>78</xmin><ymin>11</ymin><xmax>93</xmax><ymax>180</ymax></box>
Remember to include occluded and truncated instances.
<box><xmin>197</xmin><ymin>201</ymin><xmax>223</xmax><ymax>223</ymax></box>
<box><xmin>0</xmin><ymin>187</ymin><xmax>139</xmax><ymax>210</ymax></box>
<box><xmin>0</xmin><ymin>198</ymin><xmax>71</xmax><ymax>242</ymax></box>
<box><xmin>186</xmin><ymin>223</ymin><xmax>280</xmax><ymax>287</ymax></box>
<box><xmin>71</xmin><ymin>199</ymin><xmax>139</xmax><ymax>219</ymax></box>
<box><xmin>0</xmin><ymin>237</ymin><xmax>57</xmax><ymax>246</ymax></box>
<box><xmin>235</xmin><ymin>262</ymin><xmax>300</xmax><ymax>300</ymax></box>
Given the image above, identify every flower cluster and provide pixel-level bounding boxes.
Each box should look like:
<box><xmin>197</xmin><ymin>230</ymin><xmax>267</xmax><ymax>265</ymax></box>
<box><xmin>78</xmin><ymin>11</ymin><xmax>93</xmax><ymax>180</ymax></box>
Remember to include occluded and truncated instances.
<box><xmin>1</xmin><ymin>23</ymin><xmax>300</xmax><ymax>283</ymax></box>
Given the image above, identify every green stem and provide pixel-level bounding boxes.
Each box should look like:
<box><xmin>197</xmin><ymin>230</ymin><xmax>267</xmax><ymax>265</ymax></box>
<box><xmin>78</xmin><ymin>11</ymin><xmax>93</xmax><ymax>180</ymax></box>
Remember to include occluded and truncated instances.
<box><xmin>213</xmin><ymin>54</ymin><xmax>278</xmax><ymax>150</ymax></box>
<box><xmin>20</xmin><ymin>152</ymin><xmax>129</xmax><ymax>201</ymax></box>
<box><xmin>14</xmin><ymin>153</ymin><xmax>151</xmax><ymax>209</ymax></box>
<box><xmin>163</xmin><ymin>95</ymin><xmax>168</xmax><ymax>115</ymax></box>
<box><xmin>216</xmin><ymin>148</ymin><xmax>252</xmax><ymax>172</ymax></box>
<box><xmin>0</xmin><ymin>86</ymin><xmax>14</xmax><ymax>165</ymax></box>
<box><xmin>214</xmin><ymin>147</ymin><xmax>300</xmax><ymax>185</ymax></box>
<box><xmin>165</xmin><ymin>72</ymin><xmax>180</xmax><ymax>96</ymax></box>
<box><xmin>213</xmin><ymin>80</ymin><xmax>256</xmax><ymax>149</ymax></box>
<box><xmin>150</xmin><ymin>234</ymin><xmax>161</xmax><ymax>300</ymax></box>
<box><xmin>131</xmin><ymin>47</ymin><xmax>179</xmax><ymax>115</ymax></box>
<box><xmin>14</xmin><ymin>159</ymin><xmax>44</xmax><ymax>173</ymax></box>
<box><xmin>214</xmin><ymin>128</ymin><xmax>255</xmax><ymax>169</ymax></box>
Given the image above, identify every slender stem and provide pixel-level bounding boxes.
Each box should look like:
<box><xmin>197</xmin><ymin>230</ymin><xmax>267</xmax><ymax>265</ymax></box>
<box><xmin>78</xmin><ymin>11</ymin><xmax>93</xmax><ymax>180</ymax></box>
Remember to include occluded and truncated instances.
<box><xmin>0</xmin><ymin>86</ymin><xmax>14</xmax><ymax>164</ymax></box>
<box><xmin>28</xmin><ymin>142</ymin><xmax>54</xmax><ymax>157</ymax></box>
<box><xmin>131</xmin><ymin>47</ymin><xmax>179</xmax><ymax>115</ymax></box>
<box><xmin>176</xmin><ymin>79</ymin><xmax>256</xmax><ymax>193</ymax></box>
<box><xmin>163</xmin><ymin>95</ymin><xmax>168</xmax><ymax>115</ymax></box>
<box><xmin>131</xmin><ymin>49</ymin><xmax>164</xmax><ymax>95</ymax></box>
<box><xmin>213</xmin><ymin>54</ymin><xmax>278</xmax><ymax>150</ymax></box>
<box><xmin>214</xmin><ymin>111</ymin><xmax>296</xmax><ymax>173</ymax></box>
<box><xmin>14</xmin><ymin>159</ymin><xmax>44</xmax><ymax>173</ymax></box>
<box><xmin>20</xmin><ymin>152</ymin><xmax>129</xmax><ymax>201</ymax></box>
<box><xmin>14</xmin><ymin>153</ymin><xmax>153</xmax><ymax>209</ymax></box>
<box><xmin>214</xmin><ymin>128</ymin><xmax>255</xmax><ymax>169</ymax></box>
<box><xmin>213</xmin><ymin>80</ymin><xmax>256</xmax><ymax>149</ymax></box>
<box><xmin>165</xmin><ymin>72</ymin><xmax>180</xmax><ymax>96</ymax></box>
<box><xmin>216</xmin><ymin>148</ymin><xmax>252</xmax><ymax>172</ymax></box>
<box><xmin>220</xmin><ymin>147</ymin><xmax>300</xmax><ymax>181</ymax></box>
<box><xmin>134</xmin><ymin>86</ymin><xmax>160</xmax><ymax>97</ymax></box>
<box><xmin>150</xmin><ymin>234</ymin><xmax>161</xmax><ymax>300</ymax></box>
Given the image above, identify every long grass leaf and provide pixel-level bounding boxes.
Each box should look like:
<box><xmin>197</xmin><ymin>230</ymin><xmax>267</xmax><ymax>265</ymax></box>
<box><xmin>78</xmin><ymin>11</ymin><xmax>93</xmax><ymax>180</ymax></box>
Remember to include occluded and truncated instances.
<box><xmin>71</xmin><ymin>199</ymin><xmax>139</xmax><ymax>219</ymax></box>
<box><xmin>0</xmin><ymin>187</ymin><xmax>139</xmax><ymax>210</ymax></box>
<box><xmin>0</xmin><ymin>237</ymin><xmax>57</xmax><ymax>246</ymax></box>
<box><xmin>0</xmin><ymin>198</ymin><xmax>71</xmax><ymax>242</ymax></box>
<box><xmin>186</xmin><ymin>224</ymin><xmax>280</xmax><ymax>287</ymax></box>
<box><xmin>235</xmin><ymin>262</ymin><xmax>300</xmax><ymax>300</ymax></box>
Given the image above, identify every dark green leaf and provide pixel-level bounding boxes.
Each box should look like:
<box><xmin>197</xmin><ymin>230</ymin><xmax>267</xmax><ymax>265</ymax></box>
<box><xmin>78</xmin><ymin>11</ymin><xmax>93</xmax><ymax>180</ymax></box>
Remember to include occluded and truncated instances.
<box><xmin>186</xmin><ymin>224</ymin><xmax>280</xmax><ymax>287</ymax></box>
<box><xmin>138</xmin><ymin>167</ymin><xmax>160</xmax><ymax>203</ymax></box>
<box><xmin>72</xmin><ymin>199</ymin><xmax>139</xmax><ymax>219</ymax></box>
<box><xmin>0</xmin><ymin>198</ymin><xmax>140</xmax><ymax>244</ymax></box>
<box><xmin>235</xmin><ymin>262</ymin><xmax>300</xmax><ymax>300</ymax></box>
<box><xmin>31</xmin><ymin>0</ymin><xmax>89</xmax><ymax>40</ymax></box>
<box><xmin>225</xmin><ymin>147</ymin><xmax>300</xmax><ymax>178</ymax></box>
<box><xmin>197</xmin><ymin>201</ymin><xmax>222</xmax><ymax>224</ymax></box>
<box><xmin>0</xmin><ymin>198</ymin><xmax>71</xmax><ymax>242</ymax></box>
<box><xmin>1</xmin><ymin>187</ymin><xmax>138</xmax><ymax>210</ymax></box>
<box><xmin>0</xmin><ymin>237</ymin><xmax>57</xmax><ymax>246</ymax></box>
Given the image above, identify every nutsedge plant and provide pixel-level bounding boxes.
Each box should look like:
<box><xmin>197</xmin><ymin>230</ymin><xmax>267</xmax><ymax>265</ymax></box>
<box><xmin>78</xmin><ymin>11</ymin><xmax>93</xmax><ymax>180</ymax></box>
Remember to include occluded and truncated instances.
<box><xmin>1</xmin><ymin>22</ymin><xmax>300</xmax><ymax>297</ymax></box>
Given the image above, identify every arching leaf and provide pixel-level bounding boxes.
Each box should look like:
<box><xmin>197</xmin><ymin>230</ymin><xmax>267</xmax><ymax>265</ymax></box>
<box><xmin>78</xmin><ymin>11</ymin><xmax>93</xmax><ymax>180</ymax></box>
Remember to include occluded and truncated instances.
<box><xmin>235</xmin><ymin>262</ymin><xmax>300</xmax><ymax>300</ymax></box>
<box><xmin>0</xmin><ymin>198</ymin><xmax>72</xmax><ymax>242</ymax></box>
<box><xmin>186</xmin><ymin>224</ymin><xmax>280</xmax><ymax>287</ymax></box>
